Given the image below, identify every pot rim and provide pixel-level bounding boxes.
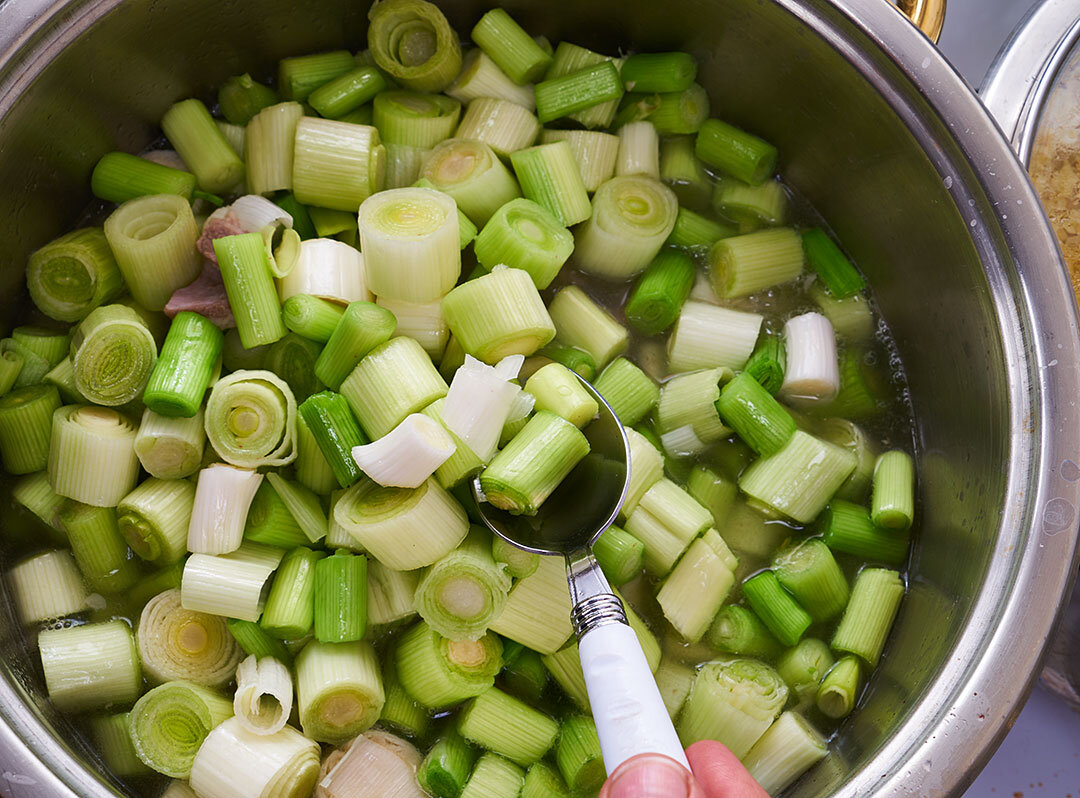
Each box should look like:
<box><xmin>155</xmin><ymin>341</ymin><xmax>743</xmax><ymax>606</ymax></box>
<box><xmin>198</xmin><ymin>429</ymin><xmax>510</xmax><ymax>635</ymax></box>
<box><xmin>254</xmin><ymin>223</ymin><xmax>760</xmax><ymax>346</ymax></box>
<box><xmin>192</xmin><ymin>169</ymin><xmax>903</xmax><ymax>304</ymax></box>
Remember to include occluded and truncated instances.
<box><xmin>0</xmin><ymin>1</ymin><xmax>1077</xmax><ymax>796</ymax></box>
<box><xmin>981</xmin><ymin>0</ymin><xmax>1080</xmax><ymax>162</ymax></box>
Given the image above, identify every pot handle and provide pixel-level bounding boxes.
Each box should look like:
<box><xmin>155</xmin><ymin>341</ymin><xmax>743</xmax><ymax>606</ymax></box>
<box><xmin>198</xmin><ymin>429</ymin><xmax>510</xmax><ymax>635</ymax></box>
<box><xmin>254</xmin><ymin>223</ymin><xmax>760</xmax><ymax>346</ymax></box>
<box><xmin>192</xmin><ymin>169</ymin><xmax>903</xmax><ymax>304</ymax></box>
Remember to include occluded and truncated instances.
<box><xmin>895</xmin><ymin>0</ymin><xmax>947</xmax><ymax>43</ymax></box>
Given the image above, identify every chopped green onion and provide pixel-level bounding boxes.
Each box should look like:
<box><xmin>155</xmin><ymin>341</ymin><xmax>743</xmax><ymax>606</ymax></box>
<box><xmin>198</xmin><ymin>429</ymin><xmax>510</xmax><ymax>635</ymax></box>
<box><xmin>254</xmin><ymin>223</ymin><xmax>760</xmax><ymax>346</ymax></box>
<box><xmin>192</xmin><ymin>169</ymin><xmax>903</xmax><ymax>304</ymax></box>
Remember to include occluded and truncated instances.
<box><xmin>534</xmin><ymin>62</ymin><xmax>623</xmax><ymax>124</ymax></box>
<box><xmin>396</xmin><ymin>620</ymin><xmax>503</xmax><ymax>708</ymax></box>
<box><xmin>91</xmin><ymin>151</ymin><xmax>196</xmax><ymax>203</ymax></box>
<box><xmin>261</xmin><ymin>546</ymin><xmax>325</xmax><ymax>639</ymax></box>
<box><xmin>773</xmin><ymin>538</ymin><xmax>850</xmax><ymax>622</ymax></box>
<box><xmin>374</xmin><ymin>90</ymin><xmax>462</xmax><ymax>148</ymax></box>
<box><xmin>9</xmin><ymin>550</ymin><xmax>88</xmax><ymax>625</ymax></box>
<box><xmin>38</xmin><ymin>620</ymin><xmax>141</xmax><ymax>713</ymax></box>
<box><xmin>144</xmin><ymin>312</ymin><xmax>223</xmax><ymax>417</ymax></box>
<box><xmin>218</xmin><ymin>73</ymin><xmax>279</xmax><ymax>125</ymax></box>
<box><xmin>293</xmin><ymin>118</ymin><xmax>385</xmax><ymax>212</ymax></box>
<box><xmin>831</xmin><ymin>567</ymin><xmax>904</xmax><ymax>667</ymax></box>
<box><xmin>69</xmin><ymin>304</ymin><xmax>157</xmax><ymax>406</ymax></box>
<box><xmin>49</xmin><ymin>406</ymin><xmax>140</xmax><ymax>507</ymax></box>
<box><xmin>695</xmin><ymin>118</ymin><xmax>778</xmax><ymax>185</ymax></box>
<box><xmin>657</xmin><ymin>528</ymin><xmax>736</xmax><ymax>642</ymax></box>
<box><xmin>575</xmin><ymin>176</ymin><xmax>679</xmax><ymax>279</ymax></box>
<box><xmin>448</xmin><ymin>49</ymin><xmax>536</xmax><ymax>109</ymax></box>
<box><xmin>418</xmin><ymin>733</ymin><xmax>478</xmax><ymax>798</ymax></box>
<box><xmin>233</xmin><ymin>654</ymin><xmax>293</xmax><ymax>735</ymax></box>
<box><xmin>296</xmin><ymin>638</ymin><xmax>384</xmax><ymax>743</ymax></box>
<box><xmin>104</xmin><ymin>194</ymin><xmax>202</xmax><ymax>311</ymax></box>
<box><xmin>162</xmin><ymin>99</ymin><xmax>245</xmax><ymax>193</ymax></box>
<box><xmin>510</xmin><ymin>140</ymin><xmax>592</xmax><ymax>226</ymax></box>
<box><xmin>623</xmin><ymin>478</ymin><xmax>712</xmax><ymax>576</ymax></box>
<box><xmin>555</xmin><ymin>715</ymin><xmax>604</xmax><ymax>793</ymax></box>
<box><xmin>524</xmin><ymin>363</ymin><xmax>598</xmax><ymax>428</ymax></box>
<box><xmin>379</xmin><ymin>656</ymin><xmax>431</xmax><ymax>740</ymax></box>
<box><xmin>205</xmin><ymin>369</ymin><xmax>296</xmax><ymax>468</ymax></box>
<box><xmin>471</xmin><ymin>8</ymin><xmax>552</xmax><ymax>84</ymax></box>
<box><xmin>593</xmin><ymin>358</ymin><xmax>659</xmax><ymax>427</ymax></box>
<box><xmin>117</xmin><ymin>477</ymin><xmax>195</xmax><ymax>564</ymax></box>
<box><xmin>213</xmin><ymin>233</ymin><xmax>286</xmax><ymax>349</ymax></box>
<box><xmin>547</xmin><ymin>285</ymin><xmax>627</xmax><ymax>370</ymax></box>
<box><xmin>816</xmin><ymin>655</ymin><xmax>861</xmax><ymax>718</ymax></box>
<box><xmin>134</xmin><ymin>407</ymin><xmax>205</xmax><ymax>480</ymax></box>
<box><xmin>227</xmin><ymin>619</ymin><xmax>293</xmax><ymax>666</ymax></box>
<box><xmin>537</xmin><ymin>344</ymin><xmax>596</xmax><ymax>381</ymax></box>
<box><xmin>0</xmin><ymin>350</ymin><xmax>24</xmax><ymax>396</ymax></box>
<box><xmin>135</xmin><ymin>588</ymin><xmax>242</xmax><ymax>687</ymax></box>
<box><xmin>743</xmin><ymin>711</ymin><xmax>828</xmax><ymax>794</ymax></box>
<box><xmin>809</xmin><ymin>280</ymin><xmax>876</xmax><ymax>342</ymax></box>
<box><xmin>819</xmin><ymin>499</ymin><xmax>910</xmax><ymax>564</ymax></box>
<box><xmin>777</xmin><ymin>638</ymin><xmax>834</xmax><ymax>709</ymax></box>
<box><xmin>314</xmin><ymin>549</ymin><xmax>367</xmax><ymax>643</ymax></box>
<box><xmin>88</xmin><ymin>712</ymin><xmax>152</xmax><ymax>778</ymax></box>
<box><xmin>415</xmin><ymin>526</ymin><xmax>512</xmax><ymax>639</ymax></box>
<box><xmin>359</xmin><ymin>186</ymin><xmax>461</xmax><ymax>302</ymax></box>
<box><xmin>480</xmin><ymin>410</ymin><xmax>590</xmax><ymax>514</ymax></box>
<box><xmin>802</xmin><ymin>227</ymin><xmax>867</xmax><ymax>299</ymax></box>
<box><xmin>616</xmin><ymin>120</ymin><xmax>660</xmax><ymax>177</ymax></box>
<box><xmin>871</xmin><ymin>450</ymin><xmax>915</xmax><ymax>530</ymax></box>
<box><xmin>592</xmin><ymin>524</ymin><xmax>645</xmax><ymax>586</ymax></box>
<box><xmin>739</xmin><ymin>430</ymin><xmax>856</xmax><ymax>523</ymax></box>
<box><xmin>187</xmin><ymin>464</ymin><xmax>264</xmax><ymax>554</ymax></box>
<box><xmin>313</xmin><ymin>302</ymin><xmax>396</xmax><ymax>391</ymax></box>
<box><xmin>709</xmin><ymin>227</ymin><xmax>804</xmax><ymax>298</ymax></box>
<box><xmin>422</xmin><ymin>138</ymin><xmax>522</xmax><ymax>226</ymax></box>
<box><xmin>705</xmin><ymin>604</ymin><xmax>783</xmax><ymax>660</ymax></box>
<box><xmin>11</xmin><ymin>327</ymin><xmax>68</xmax><ymax>369</ymax></box>
<box><xmin>309</xmin><ymin>66</ymin><xmax>388</xmax><ymax>119</ymax></box>
<box><xmin>181</xmin><ymin>542</ymin><xmax>285</xmax><ymax>622</ymax></box>
<box><xmin>188</xmin><ymin>717</ymin><xmax>320</xmax><ymax>798</ymax></box>
<box><xmin>522</xmin><ymin>762</ymin><xmax>571</xmax><ymax>798</ymax></box>
<box><xmin>339</xmin><ymin>336</ymin><xmax>448</xmax><ymax>439</ymax></box>
<box><xmin>620</xmin><ymin>52</ymin><xmax>696</xmax><ymax>93</ymax></box>
<box><xmin>474</xmin><ymin>198</ymin><xmax>572</xmax><ymax>291</ymax></box>
<box><xmin>659</xmin><ymin>136</ymin><xmax>711</xmax><ymax>209</ymax></box>
<box><xmin>0</xmin><ymin>384</ymin><xmax>61</xmax><ymax>474</ymax></box>
<box><xmin>246</xmin><ymin>101</ymin><xmax>305</xmax><ymax>195</ymax></box>
<box><xmin>620</xmin><ymin>427</ymin><xmax>664</xmax><ymax>518</ymax></box>
<box><xmin>715</xmin><ymin>371</ymin><xmax>797</xmax><ymax>456</ymax></box>
<box><xmin>745</xmin><ymin>332</ymin><xmax>786</xmax><ymax>395</ymax></box>
<box><xmin>367</xmin><ymin>0</ymin><xmax>463</xmax><ymax>92</ymax></box>
<box><xmin>130</xmin><ymin>680</ymin><xmax>234</xmax><ymax>778</ymax></box>
<box><xmin>279</xmin><ymin>51</ymin><xmax>355</xmax><ymax>101</ymax></box>
<box><xmin>457</xmin><ymin>688</ymin><xmax>559</xmax><ymax>766</ymax></box>
<box><xmin>457</xmin><ymin>98</ymin><xmax>541</xmax><ymax>158</ymax></box>
<box><xmin>655</xmin><ymin>367</ymin><xmax>731</xmax><ymax>453</ymax></box>
<box><xmin>265</xmin><ymin>472</ymin><xmax>327</xmax><ymax>543</ymax></box>
<box><xmin>625</xmin><ymin>249</ymin><xmax>695</xmax><ymax>336</ymax></box>
<box><xmin>489</xmin><ymin>554</ymin><xmax>573</xmax><ymax>655</ymax></box>
<box><xmin>243</xmin><ymin>479</ymin><xmax>309</xmax><ymax>549</ymax></box>
<box><xmin>539</xmin><ymin>129</ymin><xmax>619</xmax><ymax>193</ymax></box>
<box><xmin>24</xmin><ymin>226</ymin><xmax>123</xmax><ymax>323</ymax></box>
<box><xmin>677</xmin><ymin>658</ymin><xmax>788</xmax><ymax>756</ymax></box>
<box><xmin>299</xmin><ymin>391</ymin><xmax>369</xmax><ymax>488</ymax></box>
<box><xmin>742</xmin><ymin>570</ymin><xmax>812</xmax><ymax>647</ymax></box>
<box><xmin>283</xmin><ymin>294</ymin><xmax>345</xmax><ymax>343</ymax></box>
<box><xmin>712</xmin><ymin>177</ymin><xmax>787</xmax><ymax>229</ymax></box>
<box><xmin>333</xmin><ymin>476</ymin><xmax>468</xmax><ymax>571</ymax></box>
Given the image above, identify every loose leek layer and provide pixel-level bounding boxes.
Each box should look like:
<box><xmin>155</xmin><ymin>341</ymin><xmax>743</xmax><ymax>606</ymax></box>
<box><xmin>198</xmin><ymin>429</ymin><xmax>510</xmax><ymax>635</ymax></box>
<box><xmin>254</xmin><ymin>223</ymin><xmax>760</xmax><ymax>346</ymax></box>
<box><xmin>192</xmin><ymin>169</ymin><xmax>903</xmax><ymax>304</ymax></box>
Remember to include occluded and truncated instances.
<box><xmin>205</xmin><ymin>370</ymin><xmax>297</xmax><ymax>468</ymax></box>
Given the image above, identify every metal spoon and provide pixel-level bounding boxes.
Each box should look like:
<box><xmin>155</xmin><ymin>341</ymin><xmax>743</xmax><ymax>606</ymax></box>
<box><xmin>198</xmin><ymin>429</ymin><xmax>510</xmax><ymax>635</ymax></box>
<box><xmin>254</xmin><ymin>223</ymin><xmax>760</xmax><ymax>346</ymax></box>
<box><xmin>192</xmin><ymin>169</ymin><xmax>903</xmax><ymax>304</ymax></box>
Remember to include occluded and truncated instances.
<box><xmin>472</xmin><ymin>373</ymin><xmax>690</xmax><ymax>775</ymax></box>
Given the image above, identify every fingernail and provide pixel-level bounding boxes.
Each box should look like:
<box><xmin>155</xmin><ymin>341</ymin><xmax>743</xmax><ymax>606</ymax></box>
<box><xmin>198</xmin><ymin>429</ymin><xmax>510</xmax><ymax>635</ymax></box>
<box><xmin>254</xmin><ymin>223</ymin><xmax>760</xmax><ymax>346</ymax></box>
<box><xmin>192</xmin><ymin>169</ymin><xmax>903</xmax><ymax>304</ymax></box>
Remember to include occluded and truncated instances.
<box><xmin>605</xmin><ymin>754</ymin><xmax>701</xmax><ymax>798</ymax></box>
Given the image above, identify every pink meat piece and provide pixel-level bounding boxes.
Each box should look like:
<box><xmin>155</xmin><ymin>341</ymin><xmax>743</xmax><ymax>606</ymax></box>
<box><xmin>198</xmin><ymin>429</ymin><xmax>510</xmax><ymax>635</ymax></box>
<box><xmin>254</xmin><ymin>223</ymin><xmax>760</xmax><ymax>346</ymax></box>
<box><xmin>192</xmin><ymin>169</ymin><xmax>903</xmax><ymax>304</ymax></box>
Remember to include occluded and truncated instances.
<box><xmin>197</xmin><ymin>209</ymin><xmax>246</xmax><ymax>262</ymax></box>
<box><xmin>165</xmin><ymin>261</ymin><xmax>236</xmax><ymax>330</ymax></box>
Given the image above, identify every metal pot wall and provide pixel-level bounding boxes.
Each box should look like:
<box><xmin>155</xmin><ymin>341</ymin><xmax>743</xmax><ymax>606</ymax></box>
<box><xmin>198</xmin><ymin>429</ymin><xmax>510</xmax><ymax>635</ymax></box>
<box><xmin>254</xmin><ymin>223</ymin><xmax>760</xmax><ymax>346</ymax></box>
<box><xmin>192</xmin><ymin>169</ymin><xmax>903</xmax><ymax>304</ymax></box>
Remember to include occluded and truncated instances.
<box><xmin>983</xmin><ymin>0</ymin><xmax>1080</xmax><ymax>714</ymax></box>
<box><xmin>0</xmin><ymin>0</ymin><xmax>1077</xmax><ymax>795</ymax></box>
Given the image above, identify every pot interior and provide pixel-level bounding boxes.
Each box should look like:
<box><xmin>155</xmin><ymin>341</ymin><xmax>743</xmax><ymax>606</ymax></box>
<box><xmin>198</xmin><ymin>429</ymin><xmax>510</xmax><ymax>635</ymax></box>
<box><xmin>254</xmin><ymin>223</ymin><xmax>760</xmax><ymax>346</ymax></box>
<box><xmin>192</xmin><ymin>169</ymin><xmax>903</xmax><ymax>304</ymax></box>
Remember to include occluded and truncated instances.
<box><xmin>0</xmin><ymin>0</ymin><xmax>1053</xmax><ymax>795</ymax></box>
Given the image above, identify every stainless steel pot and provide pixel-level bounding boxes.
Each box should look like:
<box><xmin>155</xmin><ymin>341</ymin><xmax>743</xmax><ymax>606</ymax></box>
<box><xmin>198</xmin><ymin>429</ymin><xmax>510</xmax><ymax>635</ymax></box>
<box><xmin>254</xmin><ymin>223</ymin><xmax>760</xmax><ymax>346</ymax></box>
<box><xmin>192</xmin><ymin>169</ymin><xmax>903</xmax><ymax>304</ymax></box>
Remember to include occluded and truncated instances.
<box><xmin>983</xmin><ymin>0</ymin><xmax>1080</xmax><ymax>714</ymax></box>
<box><xmin>0</xmin><ymin>0</ymin><xmax>1077</xmax><ymax>795</ymax></box>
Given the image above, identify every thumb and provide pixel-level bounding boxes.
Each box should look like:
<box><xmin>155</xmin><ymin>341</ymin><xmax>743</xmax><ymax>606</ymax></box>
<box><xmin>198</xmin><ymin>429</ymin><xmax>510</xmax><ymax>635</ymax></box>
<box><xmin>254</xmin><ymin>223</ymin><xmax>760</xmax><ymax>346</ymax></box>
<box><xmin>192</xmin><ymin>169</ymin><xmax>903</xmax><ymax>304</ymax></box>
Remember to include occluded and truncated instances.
<box><xmin>598</xmin><ymin>753</ymin><xmax>706</xmax><ymax>798</ymax></box>
<box><xmin>686</xmin><ymin>740</ymin><xmax>771</xmax><ymax>798</ymax></box>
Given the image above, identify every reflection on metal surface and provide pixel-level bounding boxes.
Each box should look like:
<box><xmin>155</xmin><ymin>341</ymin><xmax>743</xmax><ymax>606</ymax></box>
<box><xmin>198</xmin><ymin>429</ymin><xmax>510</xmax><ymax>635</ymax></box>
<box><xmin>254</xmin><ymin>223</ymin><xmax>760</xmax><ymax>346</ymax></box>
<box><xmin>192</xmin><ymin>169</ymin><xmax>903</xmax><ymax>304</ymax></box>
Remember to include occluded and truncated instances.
<box><xmin>896</xmin><ymin>0</ymin><xmax>947</xmax><ymax>42</ymax></box>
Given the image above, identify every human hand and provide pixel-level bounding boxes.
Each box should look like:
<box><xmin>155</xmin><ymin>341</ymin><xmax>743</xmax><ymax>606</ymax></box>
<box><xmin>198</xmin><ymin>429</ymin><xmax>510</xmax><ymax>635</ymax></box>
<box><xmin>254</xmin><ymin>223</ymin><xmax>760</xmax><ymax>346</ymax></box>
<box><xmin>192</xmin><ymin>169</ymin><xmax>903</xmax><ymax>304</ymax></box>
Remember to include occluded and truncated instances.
<box><xmin>598</xmin><ymin>741</ymin><xmax>770</xmax><ymax>798</ymax></box>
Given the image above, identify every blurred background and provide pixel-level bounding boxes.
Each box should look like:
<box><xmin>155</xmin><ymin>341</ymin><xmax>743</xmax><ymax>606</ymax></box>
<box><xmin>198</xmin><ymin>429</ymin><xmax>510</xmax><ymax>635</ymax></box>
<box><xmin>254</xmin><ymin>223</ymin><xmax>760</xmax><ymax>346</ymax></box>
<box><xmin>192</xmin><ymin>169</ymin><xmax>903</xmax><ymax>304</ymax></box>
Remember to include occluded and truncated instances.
<box><xmin>933</xmin><ymin>0</ymin><xmax>1079</xmax><ymax>793</ymax></box>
